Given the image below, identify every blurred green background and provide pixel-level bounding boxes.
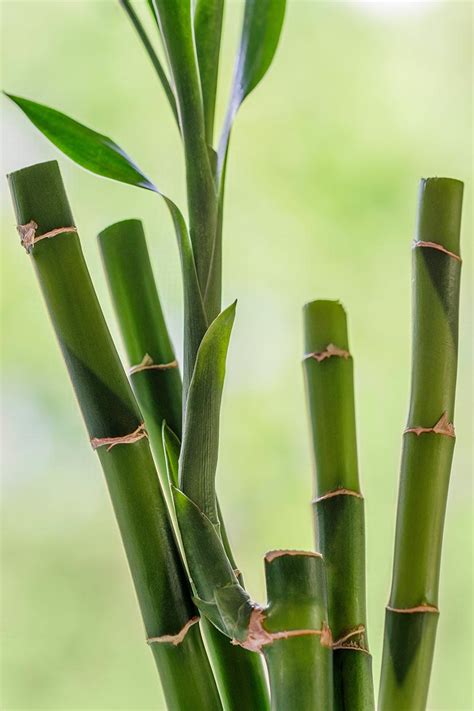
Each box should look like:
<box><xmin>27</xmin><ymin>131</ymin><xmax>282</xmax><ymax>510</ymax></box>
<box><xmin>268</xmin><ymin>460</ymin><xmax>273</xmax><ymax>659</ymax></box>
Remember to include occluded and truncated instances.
<box><xmin>1</xmin><ymin>1</ymin><xmax>472</xmax><ymax>709</ymax></box>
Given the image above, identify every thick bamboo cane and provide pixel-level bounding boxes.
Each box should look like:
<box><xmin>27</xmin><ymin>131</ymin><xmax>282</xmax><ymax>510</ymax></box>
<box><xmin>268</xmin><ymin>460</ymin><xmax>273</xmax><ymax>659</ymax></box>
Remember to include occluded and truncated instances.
<box><xmin>379</xmin><ymin>177</ymin><xmax>463</xmax><ymax>710</ymax></box>
<box><xmin>8</xmin><ymin>160</ymin><xmax>222</xmax><ymax>711</ymax></box>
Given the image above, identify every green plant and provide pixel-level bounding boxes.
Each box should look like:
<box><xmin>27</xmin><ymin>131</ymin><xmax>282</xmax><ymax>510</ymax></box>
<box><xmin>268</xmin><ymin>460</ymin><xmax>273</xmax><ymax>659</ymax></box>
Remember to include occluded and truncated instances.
<box><xmin>5</xmin><ymin>3</ymin><xmax>465</xmax><ymax>709</ymax></box>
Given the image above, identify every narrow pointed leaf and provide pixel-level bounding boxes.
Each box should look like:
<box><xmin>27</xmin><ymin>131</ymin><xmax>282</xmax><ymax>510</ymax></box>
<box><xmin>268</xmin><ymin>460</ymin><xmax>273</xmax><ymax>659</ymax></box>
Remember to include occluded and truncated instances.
<box><xmin>218</xmin><ymin>0</ymin><xmax>286</xmax><ymax>171</ymax></box>
<box><xmin>179</xmin><ymin>302</ymin><xmax>236</xmax><ymax>526</ymax></box>
<box><xmin>5</xmin><ymin>93</ymin><xmax>157</xmax><ymax>191</ymax></box>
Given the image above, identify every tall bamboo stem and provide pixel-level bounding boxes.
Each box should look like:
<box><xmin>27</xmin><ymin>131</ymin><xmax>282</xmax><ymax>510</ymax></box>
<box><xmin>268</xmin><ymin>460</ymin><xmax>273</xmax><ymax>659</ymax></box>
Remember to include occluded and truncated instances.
<box><xmin>303</xmin><ymin>300</ymin><xmax>374</xmax><ymax>710</ymax></box>
<box><xmin>8</xmin><ymin>160</ymin><xmax>222</xmax><ymax>711</ymax></box>
<box><xmin>379</xmin><ymin>177</ymin><xmax>463</xmax><ymax>710</ymax></box>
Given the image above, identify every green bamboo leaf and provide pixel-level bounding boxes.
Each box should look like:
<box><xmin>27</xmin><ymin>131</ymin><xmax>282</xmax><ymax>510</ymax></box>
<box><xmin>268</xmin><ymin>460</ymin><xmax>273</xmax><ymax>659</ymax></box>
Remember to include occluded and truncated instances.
<box><xmin>218</xmin><ymin>0</ymin><xmax>286</xmax><ymax>171</ymax></box>
<box><xmin>194</xmin><ymin>0</ymin><xmax>224</xmax><ymax>144</ymax></box>
<box><xmin>179</xmin><ymin>301</ymin><xmax>236</xmax><ymax>527</ymax></box>
<box><xmin>5</xmin><ymin>93</ymin><xmax>157</xmax><ymax>191</ymax></box>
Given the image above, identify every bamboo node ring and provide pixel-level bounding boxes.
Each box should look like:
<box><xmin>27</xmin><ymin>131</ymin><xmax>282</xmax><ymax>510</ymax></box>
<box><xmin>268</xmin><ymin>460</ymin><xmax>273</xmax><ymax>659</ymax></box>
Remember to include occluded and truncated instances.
<box><xmin>404</xmin><ymin>412</ymin><xmax>455</xmax><ymax>438</ymax></box>
<box><xmin>17</xmin><ymin>220</ymin><xmax>77</xmax><ymax>253</ymax></box>
<box><xmin>413</xmin><ymin>240</ymin><xmax>461</xmax><ymax>263</ymax></box>
<box><xmin>129</xmin><ymin>353</ymin><xmax>178</xmax><ymax>375</ymax></box>
<box><xmin>90</xmin><ymin>423</ymin><xmax>148</xmax><ymax>451</ymax></box>
<box><xmin>304</xmin><ymin>343</ymin><xmax>351</xmax><ymax>362</ymax></box>
<box><xmin>147</xmin><ymin>616</ymin><xmax>200</xmax><ymax>646</ymax></box>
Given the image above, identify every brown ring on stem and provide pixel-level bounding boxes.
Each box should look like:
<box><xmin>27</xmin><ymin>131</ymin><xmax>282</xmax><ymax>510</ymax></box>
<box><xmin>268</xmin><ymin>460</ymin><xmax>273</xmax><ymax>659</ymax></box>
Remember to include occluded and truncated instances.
<box><xmin>90</xmin><ymin>423</ymin><xmax>148</xmax><ymax>451</ymax></box>
<box><xmin>412</xmin><ymin>239</ymin><xmax>462</xmax><ymax>262</ymax></box>
<box><xmin>17</xmin><ymin>220</ymin><xmax>77</xmax><ymax>252</ymax></box>
<box><xmin>312</xmin><ymin>487</ymin><xmax>363</xmax><ymax>503</ymax></box>
<box><xmin>233</xmin><ymin>607</ymin><xmax>333</xmax><ymax>653</ymax></box>
<box><xmin>386</xmin><ymin>604</ymin><xmax>439</xmax><ymax>614</ymax></box>
<box><xmin>304</xmin><ymin>343</ymin><xmax>351</xmax><ymax>362</ymax></box>
<box><xmin>129</xmin><ymin>353</ymin><xmax>179</xmax><ymax>375</ymax></box>
<box><xmin>147</xmin><ymin>616</ymin><xmax>200</xmax><ymax>646</ymax></box>
<box><xmin>404</xmin><ymin>412</ymin><xmax>455</xmax><ymax>438</ymax></box>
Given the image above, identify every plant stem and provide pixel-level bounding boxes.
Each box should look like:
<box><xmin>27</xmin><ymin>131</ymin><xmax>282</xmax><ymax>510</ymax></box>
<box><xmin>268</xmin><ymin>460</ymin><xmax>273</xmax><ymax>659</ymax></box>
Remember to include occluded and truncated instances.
<box><xmin>8</xmin><ymin>160</ymin><xmax>222</xmax><ymax>711</ymax></box>
<box><xmin>303</xmin><ymin>300</ymin><xmax>374</xmax><ymax>710</ymax></box>
<box><xmin>262</xmin><ymin>551</ymin><xmax>334</xmax><ymax>710</ymax></box>
<box><xmin>98</xmin><ymin>219</ymin><xmax>181</xmax><ymax>484</ymax></box>
<box><xmin>379</xmin><ymin>177</ymin><xmax>463</xmax><ymax>710</ymax></box>
<box><xmin>151</xmin><ymin>0</ymin><xmax>219</xmax><ymax>323</ymax></box>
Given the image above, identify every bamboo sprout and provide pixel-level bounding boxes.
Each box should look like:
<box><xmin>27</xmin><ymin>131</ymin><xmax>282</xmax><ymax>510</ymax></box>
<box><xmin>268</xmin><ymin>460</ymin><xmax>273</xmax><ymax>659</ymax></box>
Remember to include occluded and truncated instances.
<box><xmin>8</xmin><ymin>160</ymin><xmax>222</xmax><ymax>711</ymax></box>
<box><xmin>379</xmin><ymin>177</ymin><xmax>464</xmax><ymax>710</ymax></box>
<box><xmin>303</xmin><ymin>300</ymin><xmax>374</xmax><ymax>710</ymax></box>
<box><xmin>262</xmin><ymin>551</ymin><xmax>334</xmax><ymax>711</ymax></box>
<box><xmin>98</xmin><ymin>218</ymin><xmax>270</xmax><ymax>710</ymax></box>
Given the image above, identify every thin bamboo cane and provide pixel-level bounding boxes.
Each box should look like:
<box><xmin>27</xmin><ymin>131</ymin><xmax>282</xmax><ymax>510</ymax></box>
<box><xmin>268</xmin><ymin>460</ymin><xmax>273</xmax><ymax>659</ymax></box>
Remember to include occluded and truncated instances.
<box><xmin>379</xmin><ymin>177</ymin><xmax>463</xmax><ymax>710</ymax></box>
<box><xmin>8</xmin><ymin>160</ymin><xmax>222</xmax><ymax>711</ymax></box>
<box><xmin>262</xmin><ymin>551</ymin><xmax>334</xmax><ymax>710</ymax></box>
<box><xmin>303</xmin><ymin>300</ymin><xmax>374</xmax><ymax>710</ymax></box>
<box><xmin>98</xmin><ymin>218</ymin><xmax>270</xmax><ymax>710</ymax></box>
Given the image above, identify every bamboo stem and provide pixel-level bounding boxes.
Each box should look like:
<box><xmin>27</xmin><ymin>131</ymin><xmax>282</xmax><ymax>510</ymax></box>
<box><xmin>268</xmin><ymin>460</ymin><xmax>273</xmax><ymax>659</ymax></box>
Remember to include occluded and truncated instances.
<box><xmin>303</xmin><ymin>300</ymin><xmax>374</xmax><ymax>710</ymax></box>
<box><xmin>151</xmin><ymin>0</ymin><xmax>219</xmax><ymax>323</ymax></box>
<box><xmin>379</xmin><ymin>178</ymin><xmax>463</xmax><ymax>710</ymax></box>
<box><xmin>262</xmin><ymin>551</ymin><xmax>334</xmax><ymax>710</ymax></box>
<box><xmin>98</xmin><ymin>219</ymin><xmax>181</xmax><ymax>485</ymax></box>
<box><xmin>8</xmin><ymin>160</ymin><xmax>222</xmax><ymax>711</ymax></box>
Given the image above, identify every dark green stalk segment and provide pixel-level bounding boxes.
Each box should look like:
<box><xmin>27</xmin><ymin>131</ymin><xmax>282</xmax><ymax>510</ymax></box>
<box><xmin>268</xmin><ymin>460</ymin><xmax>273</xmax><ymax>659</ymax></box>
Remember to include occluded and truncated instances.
<box><xmin>98</xmin><ymin>219</ymin><xmax>182</xmax><ymax>478</ymax></box>
<box><xmin>202</xmin><ymin>618</ymin><xmax>270</xmax><ymax>711</ymax></box>
<box><xmin>303</xmin><ymin>300</ymin><xmax>374</xmax><ymax>711</ymax></box>
<box><xmin>379</xmin><ymin>178</ymin><xmax>463</xmax><ymax>711</ymax></box>
<box><xmin>8</xmin><ymin>160</ymin><xmax>222</xmax><ymax>711</ymax></box>
<box><xmin>263</xmin><ymin>552</ymin><xmax>333</xmax><ymax>711</ymax></box>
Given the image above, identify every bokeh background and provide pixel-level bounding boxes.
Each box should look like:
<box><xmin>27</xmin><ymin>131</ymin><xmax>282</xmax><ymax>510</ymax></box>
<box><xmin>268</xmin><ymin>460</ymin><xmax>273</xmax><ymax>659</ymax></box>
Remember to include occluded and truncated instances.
<box><xmin>1</xmin><ymin>1</ymin><xmax>472</xmax><ymax>709</ymax></box>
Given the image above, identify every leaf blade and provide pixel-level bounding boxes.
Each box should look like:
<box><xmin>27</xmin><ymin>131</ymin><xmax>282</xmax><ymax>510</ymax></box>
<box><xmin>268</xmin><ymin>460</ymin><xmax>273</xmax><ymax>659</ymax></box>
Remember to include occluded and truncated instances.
<box><xmin>5</xmin><ymin>93</ymin><xmax>157</xmax><ymax>191</ymax></box>
<box><xmin>179</xmin><ymin>301</ymin><xmax>236</xmax><ymax>527</ymax></box>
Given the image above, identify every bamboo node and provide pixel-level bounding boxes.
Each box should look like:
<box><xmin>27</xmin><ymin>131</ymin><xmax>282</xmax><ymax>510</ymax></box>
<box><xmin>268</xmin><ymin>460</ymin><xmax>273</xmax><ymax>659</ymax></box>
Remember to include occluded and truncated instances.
<box><xmin>146</xmin><ymin>616</ymin><xmax>200</xmax><ymax>646</ymax></box>
<box><xmin>413</xmin><ymin>240</ymin><xmax>462</xmax><ymax>263</ymax></box>
<box><xmin>304</xmin><ymin>343</ymin><xmax>351</xmax><ymax>362</ymax></box>
<box><xmin>17</xmin><ymin>220</ymin><xmax>77</xmax><ymax>253</ymax></box>
<box><xmin>404</xmin><ymin>412</ymin><xmax>455</xmax><ymax>438</ymax></box>
<box><xmin>265</xmin><ymin>549</ymin><xmax>323</xmax><ymax>563</ymax></box>
<box><xmin>313</xmin><ymin>487</ymin><xmax>363</xmax><ymax>503</ymax></box>
<box><xmin>386</xmin><ymin>604</ymin><xmax>439</xmax><ymax>614</ymax></box>
<box><xmin>234</xmin><ymin>607</ymin><xmax>332</xmax><ymax>653</ymax></box>
<box><xmin>332</xmin><ymin>625</ymin><xmax>369</xmax><ymax>653</ymax></box>
<box><xmin>90</xmin><ymin>423</ymin><xmax>148</xmax><ymax>451</ymax></box>
<box><xmin>129</xmin><ymin>353</ymin><xmax>178</xmax><ymax>375</ymax></box>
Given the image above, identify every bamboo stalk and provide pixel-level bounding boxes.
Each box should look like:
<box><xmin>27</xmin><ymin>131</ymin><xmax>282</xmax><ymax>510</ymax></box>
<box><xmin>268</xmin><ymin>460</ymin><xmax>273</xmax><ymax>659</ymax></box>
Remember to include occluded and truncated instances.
<box><xmin>150</xmin><ymin>0</ymin><xmax>219</xmax><ymax>322</ymax></box>
<box><xmin>379</xmin><ymin>177</ymin><xmax>463</xmax><ymax>710</ymax></box>
<box><xmin>98</xmin><ymin>219</ymin><xmax>181</xmax><ymax>484</ymax></box>
<box><xmin>303</xmin><ymin>300</ymin><xmax>374</xmax><ymax>710</ymax></box>
<box><xmin>262</xmin><ymin>551</ymin><xmax>334</xmax><ymax>710</ymax></box>
<box><xmin>8</xmin><ymin>160</ymin><xmax>222</xmax><ymax>711</ymax></box>
<box><xmin>98</xmin><ymin>218</ymin><xmax>269</xmax><ymax>711</ymax></box>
